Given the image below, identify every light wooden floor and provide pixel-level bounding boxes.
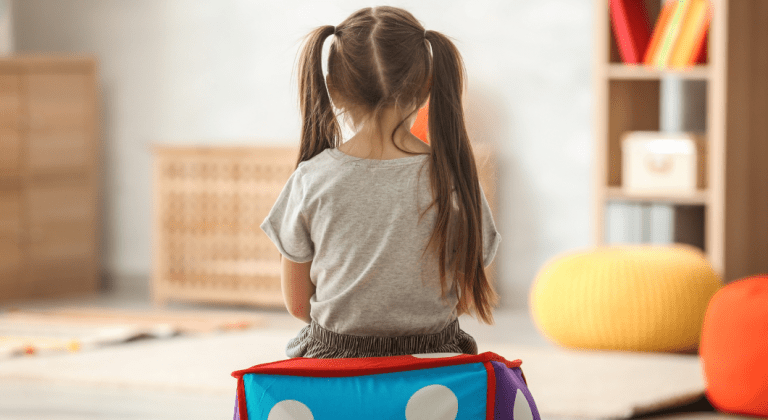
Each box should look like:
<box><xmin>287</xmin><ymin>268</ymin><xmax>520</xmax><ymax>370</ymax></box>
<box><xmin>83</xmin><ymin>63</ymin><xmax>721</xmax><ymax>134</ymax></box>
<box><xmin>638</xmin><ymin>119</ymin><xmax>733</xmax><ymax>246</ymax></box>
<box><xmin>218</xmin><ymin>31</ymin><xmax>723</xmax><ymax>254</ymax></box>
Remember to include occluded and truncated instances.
<box><xmin>0</xmin><ymin>280</ymin><xmax>749</xmax><ymax>420</ymax></box>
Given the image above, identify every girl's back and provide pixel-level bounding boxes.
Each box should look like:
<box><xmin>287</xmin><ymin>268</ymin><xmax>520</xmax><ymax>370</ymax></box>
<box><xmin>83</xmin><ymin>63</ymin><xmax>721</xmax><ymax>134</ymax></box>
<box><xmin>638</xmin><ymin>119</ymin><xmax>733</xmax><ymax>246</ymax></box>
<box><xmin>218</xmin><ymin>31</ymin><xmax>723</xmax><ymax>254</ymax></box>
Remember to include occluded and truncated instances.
<box><xmin>260</xmin><ymin>6</ymin><xmax>501</xmax><ymax>359</ymax></box>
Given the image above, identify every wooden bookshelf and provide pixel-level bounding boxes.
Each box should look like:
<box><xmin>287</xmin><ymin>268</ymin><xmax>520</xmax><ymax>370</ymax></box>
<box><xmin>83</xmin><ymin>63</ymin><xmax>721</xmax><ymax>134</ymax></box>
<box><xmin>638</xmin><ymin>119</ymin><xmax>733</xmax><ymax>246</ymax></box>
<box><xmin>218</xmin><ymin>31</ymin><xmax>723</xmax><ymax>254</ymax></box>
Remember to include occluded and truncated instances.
<box><xmin>594</xmin><ymin>0</ymin><xmax>768</xmax><ymax>282</ymax></box>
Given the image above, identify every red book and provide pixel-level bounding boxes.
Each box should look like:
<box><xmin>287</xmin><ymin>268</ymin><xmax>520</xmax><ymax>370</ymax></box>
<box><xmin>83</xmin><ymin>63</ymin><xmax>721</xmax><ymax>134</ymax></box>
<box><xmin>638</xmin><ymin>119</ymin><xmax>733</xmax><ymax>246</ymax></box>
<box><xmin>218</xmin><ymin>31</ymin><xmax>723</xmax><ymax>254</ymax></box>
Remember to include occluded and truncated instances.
<box><xmin>693</xmin><ymin>26</ymin><xmax>709</xmax><ymax>64</ymax></box>
<box><xmin>692</xmin><ymin>0</ymin><xmax>712</xmax><ymax>64</ymax></box>
<box><xmin>610</xmin><ymin>0</ymin><xmax>652</xmax><ymax>64</ymax></box>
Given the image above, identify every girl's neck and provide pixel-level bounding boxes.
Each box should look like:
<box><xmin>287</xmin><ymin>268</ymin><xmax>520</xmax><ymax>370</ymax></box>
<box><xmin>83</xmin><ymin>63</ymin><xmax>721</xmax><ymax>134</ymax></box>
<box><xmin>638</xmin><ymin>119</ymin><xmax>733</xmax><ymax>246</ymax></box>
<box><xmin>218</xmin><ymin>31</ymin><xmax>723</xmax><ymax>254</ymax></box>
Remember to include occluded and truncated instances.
<box><xmin>342</xmin><ymin>106</ymin><xmax>428</xmax><ymax>159</ymax></box>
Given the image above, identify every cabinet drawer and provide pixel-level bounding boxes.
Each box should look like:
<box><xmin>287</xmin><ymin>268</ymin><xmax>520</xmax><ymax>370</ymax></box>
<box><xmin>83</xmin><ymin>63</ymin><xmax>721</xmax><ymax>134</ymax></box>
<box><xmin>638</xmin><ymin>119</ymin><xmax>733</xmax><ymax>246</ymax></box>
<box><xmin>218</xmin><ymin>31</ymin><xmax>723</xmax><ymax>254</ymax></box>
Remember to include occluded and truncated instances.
<box><xmin>0</xmin><ymin>242</ymin><xmax>23</xmax><ymax>298</ymax></box>
<box><xmin>24</xmin><ymin>256</ymin><xmax>96</xmax><ymax>298</ymax></box>
<box><xmin>26</xmin><ymin>73</ymin><xmax>92</xmax><ymax>130</ymax></box>
<box><xmin>0</xmin><ymin>130</ymin><xmax>21</xmax><ymax>179</ymax></box>
<box><xmin>0</xmin><ymin>188</ymin><xmax>23</xmax><ymax>298</ymax></box>
<box><xmin>28</xmin><ymin>219</ymin><xmax>94</xmax><ymax>260</ymax></box>
<box><xmin>0</xmin><ymin>74</ymin><xmax>22</xmax><ymax>130</ymax></box>
<box><xmin>0</xmin><ymin>188</ymin><xmax>22</xmax><ymax>244</ymax></box>
<box><xmin>27</xmin><ymin>178</ymin><xmax>95</xmax><ymax>223</ymax></box>
<box><xmin>27</xmin><ymin>130</ymin><xmax>92</xmax><ymax>174</ymax></box>
<box><xmin>26</xmin><ymin>179</ymin><xmax>95</xmax><ymax>261</ymax></box>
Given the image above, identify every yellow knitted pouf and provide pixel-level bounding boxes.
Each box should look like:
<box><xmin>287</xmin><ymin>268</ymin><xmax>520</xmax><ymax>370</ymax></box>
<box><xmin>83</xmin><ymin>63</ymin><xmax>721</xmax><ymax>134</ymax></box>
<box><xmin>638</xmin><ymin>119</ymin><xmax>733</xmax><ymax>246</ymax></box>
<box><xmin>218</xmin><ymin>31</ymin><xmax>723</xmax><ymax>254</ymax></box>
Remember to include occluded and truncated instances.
<box><xmin>529</xmin><ymin>244</ymin><xmax>723</xmax><ymax>353</ymax></box>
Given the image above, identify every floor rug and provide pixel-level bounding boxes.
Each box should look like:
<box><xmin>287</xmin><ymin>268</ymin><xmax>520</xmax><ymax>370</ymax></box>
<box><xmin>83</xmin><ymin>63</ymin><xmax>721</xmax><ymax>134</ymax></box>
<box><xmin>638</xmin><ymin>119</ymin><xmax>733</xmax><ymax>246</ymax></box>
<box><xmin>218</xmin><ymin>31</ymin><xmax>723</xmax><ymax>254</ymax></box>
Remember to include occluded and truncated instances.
<box><xmin>483</xmin><ymin>342</ymin><xmax>707</xmax><ymax>419</ymax></box>
<box><xmin>0</xmin><ymin>308</ymin><xmax>266</xmax><ymax>358</ymax></box>
<box><xmin>0</xmin><ymin>326</ymin><xmax>708</xmax><ymax>419</ymax></box>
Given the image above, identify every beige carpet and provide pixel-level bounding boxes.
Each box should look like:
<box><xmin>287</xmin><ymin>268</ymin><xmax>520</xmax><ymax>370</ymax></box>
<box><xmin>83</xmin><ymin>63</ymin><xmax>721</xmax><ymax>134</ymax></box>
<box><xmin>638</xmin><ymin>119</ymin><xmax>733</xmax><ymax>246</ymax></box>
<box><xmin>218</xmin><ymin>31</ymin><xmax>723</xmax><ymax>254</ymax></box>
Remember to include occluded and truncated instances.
<box><xmin>0</xmin><ymin>308</ymin><xmax>266</xmax><ymax>358</ymax></box>
<box><xmin>0</xmin><ymin>326</ymin><xmax>706</xmax><ymax>419</ymax></box>
<box><xmin>482</xmin><ymin>342</ymin><xmax>706</xmax><ymax>418</ymax></box>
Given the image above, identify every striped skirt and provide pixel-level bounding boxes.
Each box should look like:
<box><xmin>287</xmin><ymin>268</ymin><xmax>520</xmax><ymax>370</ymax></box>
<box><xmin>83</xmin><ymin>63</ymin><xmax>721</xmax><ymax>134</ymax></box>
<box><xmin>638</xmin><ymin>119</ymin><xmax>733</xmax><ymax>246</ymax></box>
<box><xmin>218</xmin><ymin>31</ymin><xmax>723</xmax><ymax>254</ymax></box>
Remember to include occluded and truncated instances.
<box><xmin>285</xmin><ymin>317</ymin><xmax>478</xmax><ymax>359</ymax></box>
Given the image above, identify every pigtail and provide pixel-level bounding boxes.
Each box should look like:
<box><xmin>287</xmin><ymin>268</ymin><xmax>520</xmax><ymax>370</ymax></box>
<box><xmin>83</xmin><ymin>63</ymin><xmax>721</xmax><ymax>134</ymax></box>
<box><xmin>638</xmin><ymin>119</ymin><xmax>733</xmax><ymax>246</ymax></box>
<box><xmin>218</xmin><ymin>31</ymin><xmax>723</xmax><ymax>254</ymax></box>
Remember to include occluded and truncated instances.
<box><xmin>297</xmin><ymin>25</ymin><xmax>340</xmax><ymax>169</ymax></box>
<box><xmin>424</xmin><ymin>30</ymin><xmax>499</xmax><ymax>325</ymax></box>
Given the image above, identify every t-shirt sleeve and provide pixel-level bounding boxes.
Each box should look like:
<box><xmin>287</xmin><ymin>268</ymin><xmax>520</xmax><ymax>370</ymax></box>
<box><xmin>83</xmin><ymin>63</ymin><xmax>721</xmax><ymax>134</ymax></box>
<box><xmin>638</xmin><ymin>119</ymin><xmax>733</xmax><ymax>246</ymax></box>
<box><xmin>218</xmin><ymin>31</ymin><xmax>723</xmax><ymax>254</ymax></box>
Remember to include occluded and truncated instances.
<box><xmin>479</xmin><ymin>183</ymin><xmax>502</xmax><ymax>268</ymax></box>
<box><xmin>259</xmin><ymin>167</ymin><xmax>314</xmax><ymax>263</ymax></box>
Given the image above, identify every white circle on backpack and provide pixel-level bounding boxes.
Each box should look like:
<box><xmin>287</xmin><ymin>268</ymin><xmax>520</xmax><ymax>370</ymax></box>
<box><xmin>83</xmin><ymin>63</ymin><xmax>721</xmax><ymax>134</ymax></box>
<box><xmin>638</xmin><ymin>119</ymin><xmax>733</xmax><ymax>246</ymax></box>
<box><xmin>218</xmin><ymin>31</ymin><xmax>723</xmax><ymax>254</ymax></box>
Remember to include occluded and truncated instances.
<box><xmin>268</xmin><ymin>399</ymin><xmax>313</xmax><ymax>420</ymax></box>
<box><xmin>405</xmin><ymin>384</ymin><xmax>458</xmax><ymax>419</ymax></box>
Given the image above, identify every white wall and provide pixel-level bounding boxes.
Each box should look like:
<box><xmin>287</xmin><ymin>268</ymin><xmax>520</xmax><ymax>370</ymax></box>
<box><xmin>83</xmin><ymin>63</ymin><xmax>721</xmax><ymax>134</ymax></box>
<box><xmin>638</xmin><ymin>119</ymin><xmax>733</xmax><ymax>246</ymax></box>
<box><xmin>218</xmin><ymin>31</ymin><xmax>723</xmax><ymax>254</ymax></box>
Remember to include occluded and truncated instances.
<box><xmin>13</xmin><ymin>0</ymin><xmax>595</xmax><ymax>309</ymax></box>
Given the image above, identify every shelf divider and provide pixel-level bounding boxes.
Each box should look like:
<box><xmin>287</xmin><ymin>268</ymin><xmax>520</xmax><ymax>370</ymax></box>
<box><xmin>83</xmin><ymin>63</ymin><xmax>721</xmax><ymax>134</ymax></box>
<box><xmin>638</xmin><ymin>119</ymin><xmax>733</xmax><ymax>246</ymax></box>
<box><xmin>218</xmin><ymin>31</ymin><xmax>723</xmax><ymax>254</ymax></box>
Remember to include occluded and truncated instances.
<box><xmin>605</xmin><ymin>187</ymin><xmax>709</xmax><ymax>205</ymax></box>
<box><xmin>607</xmin><ymin>64</ymin><xmax>711</xmax><ymax>80</ymax></box>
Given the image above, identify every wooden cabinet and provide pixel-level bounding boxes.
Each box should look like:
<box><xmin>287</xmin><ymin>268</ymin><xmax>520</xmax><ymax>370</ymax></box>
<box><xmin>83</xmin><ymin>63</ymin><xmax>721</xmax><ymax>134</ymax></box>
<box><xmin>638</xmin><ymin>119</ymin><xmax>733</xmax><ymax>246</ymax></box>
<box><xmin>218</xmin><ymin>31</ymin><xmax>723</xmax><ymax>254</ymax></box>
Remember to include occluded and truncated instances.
<box><xmin>594</xmin><ymin>0</ymin><xmax>768</xmax><ymax>282</ymax></box>
<box><xmin>0</xmin><ymin>55</ymin><xmax>101</xmax><ymax>301</ymax></box>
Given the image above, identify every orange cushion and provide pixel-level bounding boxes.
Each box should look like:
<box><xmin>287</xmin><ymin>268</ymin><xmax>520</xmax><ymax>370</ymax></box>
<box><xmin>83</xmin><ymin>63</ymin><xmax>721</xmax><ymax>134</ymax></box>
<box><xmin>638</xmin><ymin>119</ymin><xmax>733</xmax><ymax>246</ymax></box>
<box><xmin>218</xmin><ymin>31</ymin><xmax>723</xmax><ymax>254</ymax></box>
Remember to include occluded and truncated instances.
<box><xmin>700</xmin><ymin>274</ymin><xmax>768</xmax><ymax>416</ymax></box>
<box><xmin>411</xmin><ymin>102</ymin><xmax>429</xmax><ymax>144</ymax></box>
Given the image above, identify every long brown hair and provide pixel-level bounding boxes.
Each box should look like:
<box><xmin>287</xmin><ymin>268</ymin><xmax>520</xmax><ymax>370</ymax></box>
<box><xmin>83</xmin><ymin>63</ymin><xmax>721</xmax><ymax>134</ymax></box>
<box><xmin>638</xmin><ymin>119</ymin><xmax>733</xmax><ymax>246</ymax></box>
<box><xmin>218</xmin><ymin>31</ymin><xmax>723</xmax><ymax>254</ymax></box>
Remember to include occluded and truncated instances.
<box><xmin>295</xmin><ymin>6</ymin><xmax>498</xmax><ymax>324</ymax></box>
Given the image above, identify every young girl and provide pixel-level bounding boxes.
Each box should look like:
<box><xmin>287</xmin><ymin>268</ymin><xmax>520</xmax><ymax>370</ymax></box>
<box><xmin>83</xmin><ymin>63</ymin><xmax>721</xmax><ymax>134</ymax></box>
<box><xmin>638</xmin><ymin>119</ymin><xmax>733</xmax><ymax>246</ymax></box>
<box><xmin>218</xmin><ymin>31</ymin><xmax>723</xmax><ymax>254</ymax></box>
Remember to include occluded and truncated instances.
<box><xmin>260</xmin><ymin>6</ymin><xmax>502</xmax><ymax>359</ymax></box>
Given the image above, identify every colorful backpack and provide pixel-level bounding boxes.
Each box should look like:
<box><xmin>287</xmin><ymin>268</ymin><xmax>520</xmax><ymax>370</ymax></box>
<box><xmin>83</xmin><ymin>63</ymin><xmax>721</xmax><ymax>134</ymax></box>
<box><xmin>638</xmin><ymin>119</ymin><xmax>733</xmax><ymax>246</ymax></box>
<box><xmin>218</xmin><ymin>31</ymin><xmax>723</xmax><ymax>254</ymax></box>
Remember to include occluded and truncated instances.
<box><xmin>232</xmin><ymin>351</ymin><xmax>540</xmax><ymax>420</ymax></box>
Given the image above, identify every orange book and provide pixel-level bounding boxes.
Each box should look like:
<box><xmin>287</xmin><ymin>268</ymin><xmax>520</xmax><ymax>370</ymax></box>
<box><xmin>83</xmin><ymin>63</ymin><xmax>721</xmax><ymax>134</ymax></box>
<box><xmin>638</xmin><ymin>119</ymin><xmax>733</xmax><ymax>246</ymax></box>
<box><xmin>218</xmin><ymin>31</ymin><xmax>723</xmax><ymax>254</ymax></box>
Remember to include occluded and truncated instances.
<box><xmin>669</xmin><ymin>0</ymin><xmax>711</xmax><ymax>68</ymax></box>
<box><xmin>644</xmin><ymin>0</ymin><xmax>679</xmax><ymax>65</ymax></box>
<box><xmin>689</xmin><ymin>2</ymin><xmax>712</xmax><ymax>65</ymax></box>
<box><xmin>655</xmin><ymin>0</ymin><xmax>691</xmax><ymax>68</ymax></box>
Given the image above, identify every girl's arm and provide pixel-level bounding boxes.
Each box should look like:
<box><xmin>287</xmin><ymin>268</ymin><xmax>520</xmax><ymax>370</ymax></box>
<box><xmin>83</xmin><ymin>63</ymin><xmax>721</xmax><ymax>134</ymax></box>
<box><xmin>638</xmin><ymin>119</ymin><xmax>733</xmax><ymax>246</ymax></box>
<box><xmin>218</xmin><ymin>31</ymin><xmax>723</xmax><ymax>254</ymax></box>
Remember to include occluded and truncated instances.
<box><xmin>280</xmin><ymin>255</ymin><xmax>315</xmax><ymax>323</ymax></box>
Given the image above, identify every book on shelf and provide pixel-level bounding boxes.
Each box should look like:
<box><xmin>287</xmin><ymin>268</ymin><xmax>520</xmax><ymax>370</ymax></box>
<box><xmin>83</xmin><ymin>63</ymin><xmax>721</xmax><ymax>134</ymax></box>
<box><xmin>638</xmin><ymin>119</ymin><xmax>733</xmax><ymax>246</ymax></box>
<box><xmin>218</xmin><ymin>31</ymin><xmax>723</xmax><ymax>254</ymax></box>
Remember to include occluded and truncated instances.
<box><xmin>619</xmin><ymin>0</ymin><xmax>712</xmax><ymax>69</ymax></box>
<box><xmin>669</xmin><ymin>0</ymin><xmax>713</xmax><ymax>68</ymax></box>
<box><xmin>690</xmin><ymin>2</ymin><xmax>711</xmax><ymax>65</ymax></box>
<box><xmin>694</xmin><ymin>28</ymin><xmax>708</xmax><ymax>65</ymax></box>
<box><xmin>609</xmin><ymin>0</ymin><xmax>652</xmax><ymax>64</ymax></box>
<box><xmin>643</xmin><ymin>0</ymin><xmax>679</xmax><ymax>66</ymax></box>
<box><xmin>654</xmin><ymin>0</ymin><xmax>692</xmax><ymax>67</ymax></box>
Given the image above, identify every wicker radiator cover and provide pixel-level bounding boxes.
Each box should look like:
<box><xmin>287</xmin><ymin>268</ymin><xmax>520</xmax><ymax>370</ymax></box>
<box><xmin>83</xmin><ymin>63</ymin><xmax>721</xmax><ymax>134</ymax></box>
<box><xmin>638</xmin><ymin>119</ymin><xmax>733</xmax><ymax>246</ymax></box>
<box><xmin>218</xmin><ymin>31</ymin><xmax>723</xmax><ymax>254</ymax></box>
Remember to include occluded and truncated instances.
<box><xmin>152</xmin><ymin>144</ymin><xmax>497</xmax><ymax>308</ymax></box>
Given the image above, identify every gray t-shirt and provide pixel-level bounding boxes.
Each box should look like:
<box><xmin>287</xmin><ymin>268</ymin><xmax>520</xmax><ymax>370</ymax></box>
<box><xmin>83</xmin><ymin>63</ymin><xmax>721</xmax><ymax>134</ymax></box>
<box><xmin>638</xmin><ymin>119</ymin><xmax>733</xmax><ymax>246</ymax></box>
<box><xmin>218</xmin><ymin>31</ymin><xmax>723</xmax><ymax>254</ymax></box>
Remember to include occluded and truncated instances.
<box><xmin>260</xmin><ymin>147</ymin><xmax>501</xmax><ymax>336</ymax></box>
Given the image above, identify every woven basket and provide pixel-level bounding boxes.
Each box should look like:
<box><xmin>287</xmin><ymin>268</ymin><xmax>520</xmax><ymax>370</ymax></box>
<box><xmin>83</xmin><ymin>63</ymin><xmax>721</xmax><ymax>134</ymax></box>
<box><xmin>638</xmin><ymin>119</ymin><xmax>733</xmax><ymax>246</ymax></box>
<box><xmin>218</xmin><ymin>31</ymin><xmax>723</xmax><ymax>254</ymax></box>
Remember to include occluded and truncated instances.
<box><xmin>151</xmin><ymin>144</ymin><xmax>498</xmax><ymax>308</ymax></box>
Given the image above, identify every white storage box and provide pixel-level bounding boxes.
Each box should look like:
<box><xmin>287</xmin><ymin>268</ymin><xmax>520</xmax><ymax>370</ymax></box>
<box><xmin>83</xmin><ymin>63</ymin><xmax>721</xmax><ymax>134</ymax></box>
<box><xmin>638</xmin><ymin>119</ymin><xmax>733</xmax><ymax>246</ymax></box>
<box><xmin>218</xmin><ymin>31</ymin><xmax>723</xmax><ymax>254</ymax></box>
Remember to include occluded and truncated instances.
<box><xmin>622</xmin><ymin>132</ymin><xmax>707</xmax><ymax>194</ymax></box>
